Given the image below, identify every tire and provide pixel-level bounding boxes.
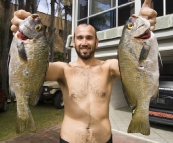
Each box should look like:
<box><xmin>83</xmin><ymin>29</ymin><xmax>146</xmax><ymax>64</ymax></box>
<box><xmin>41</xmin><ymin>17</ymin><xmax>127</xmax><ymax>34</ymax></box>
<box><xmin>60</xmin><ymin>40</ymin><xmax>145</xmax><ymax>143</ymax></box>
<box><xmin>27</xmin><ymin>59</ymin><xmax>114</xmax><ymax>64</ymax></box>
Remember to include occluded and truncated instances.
<box><xmin>54</xmin><ymin>91</ymin><xmax>64</xmax><ymax>109</ymax></box>
<box><xmin>0</xmin><ymin>101</ymin><xmax>8</xmax><ymax>112</ymax></box>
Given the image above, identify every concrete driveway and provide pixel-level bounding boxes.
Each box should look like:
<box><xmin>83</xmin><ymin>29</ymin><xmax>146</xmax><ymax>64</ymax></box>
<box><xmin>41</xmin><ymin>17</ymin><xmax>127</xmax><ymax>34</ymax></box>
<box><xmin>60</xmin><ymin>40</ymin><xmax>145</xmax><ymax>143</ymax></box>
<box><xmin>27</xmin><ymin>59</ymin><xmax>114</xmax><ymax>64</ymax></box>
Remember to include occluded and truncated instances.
<box><xmin>109</xmin><ymin>106</ymin><xmax>173</xmax><ymax>143</ymax></box>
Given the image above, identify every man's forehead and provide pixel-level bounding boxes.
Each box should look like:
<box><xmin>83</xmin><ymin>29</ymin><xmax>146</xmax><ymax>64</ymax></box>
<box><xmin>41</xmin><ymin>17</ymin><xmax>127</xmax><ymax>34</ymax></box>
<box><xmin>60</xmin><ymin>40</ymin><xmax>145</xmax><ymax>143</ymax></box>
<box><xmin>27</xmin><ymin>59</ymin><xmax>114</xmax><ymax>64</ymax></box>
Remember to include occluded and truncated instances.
<box><xmin>75</xmin><ymin>25</ymin><xmax>95</xmax><ymax>35</ymax></box>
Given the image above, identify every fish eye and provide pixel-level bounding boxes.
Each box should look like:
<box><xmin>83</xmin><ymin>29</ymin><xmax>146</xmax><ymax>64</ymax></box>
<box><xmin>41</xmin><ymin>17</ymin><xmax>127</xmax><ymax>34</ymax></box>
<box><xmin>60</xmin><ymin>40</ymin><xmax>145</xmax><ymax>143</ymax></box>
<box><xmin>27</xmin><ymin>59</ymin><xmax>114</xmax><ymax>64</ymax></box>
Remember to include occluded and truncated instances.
<box><xmin>35</xmin><ymin>24</ymin><xmax>42</xmax><ymax>31</ymax></box>
<box><xmin>127</xmin><ymin>23</ymin><xmax>134</xmax><ymax>30</ymax></box>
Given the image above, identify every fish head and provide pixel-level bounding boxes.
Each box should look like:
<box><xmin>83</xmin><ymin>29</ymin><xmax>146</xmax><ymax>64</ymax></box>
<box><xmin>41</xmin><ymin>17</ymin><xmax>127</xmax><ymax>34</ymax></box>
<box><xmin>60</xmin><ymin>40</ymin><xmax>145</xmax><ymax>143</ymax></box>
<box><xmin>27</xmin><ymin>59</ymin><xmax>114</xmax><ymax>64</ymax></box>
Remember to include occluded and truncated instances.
<box><xmin>17</xmin><ymin>14</ymin><xmax>46</xmax><ymax>41</ymax></box>
<box><xmin>123</xmin><ymin>15</ymin><xmax>151</xmax><ymax>40</ymax></box>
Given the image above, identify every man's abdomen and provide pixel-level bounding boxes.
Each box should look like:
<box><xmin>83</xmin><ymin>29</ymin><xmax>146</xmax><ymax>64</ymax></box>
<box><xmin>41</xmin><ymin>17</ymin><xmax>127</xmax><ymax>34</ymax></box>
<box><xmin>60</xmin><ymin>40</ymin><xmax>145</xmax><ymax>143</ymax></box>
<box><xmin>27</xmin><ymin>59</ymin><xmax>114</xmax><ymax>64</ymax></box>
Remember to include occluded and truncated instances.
<box><xmin>61</xmin><ymin>115</ymin><xmax>111</xmax><ymax>143</ymax></box>
<box><xmin>61</xmin><ymin>99</ymin><xmax>111</xmax><ymax>142</ymax></box>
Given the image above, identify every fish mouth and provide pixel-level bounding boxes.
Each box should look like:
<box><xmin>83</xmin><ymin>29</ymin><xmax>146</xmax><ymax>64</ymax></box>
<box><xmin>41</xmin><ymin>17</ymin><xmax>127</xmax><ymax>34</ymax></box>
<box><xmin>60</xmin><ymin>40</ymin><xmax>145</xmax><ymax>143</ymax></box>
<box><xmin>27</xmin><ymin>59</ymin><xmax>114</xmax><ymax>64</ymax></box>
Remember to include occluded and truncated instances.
<box><xmin>16</xmin><ymin>31</ymin><xmax>29</xmax><ymax>40</ymax></box>
<box><xmin>135</xmin><ymin>29</ymin><xmax>151</xmax><ymax>39</ymax></box>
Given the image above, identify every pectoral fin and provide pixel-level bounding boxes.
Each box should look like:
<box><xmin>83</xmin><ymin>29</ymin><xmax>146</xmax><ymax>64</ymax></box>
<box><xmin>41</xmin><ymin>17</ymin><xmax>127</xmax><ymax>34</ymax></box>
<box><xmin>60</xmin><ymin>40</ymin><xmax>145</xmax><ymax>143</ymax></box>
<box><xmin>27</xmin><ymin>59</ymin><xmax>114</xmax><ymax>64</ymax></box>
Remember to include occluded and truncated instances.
<box><xmin>17</xmin><ymin>41</ymin><xmax>27</xmax><ymax>61</ymax></box>
<box><xmin>139</xmin><ymin>42</ymin><xmax>150</xmax><ymax>62</ymax></box>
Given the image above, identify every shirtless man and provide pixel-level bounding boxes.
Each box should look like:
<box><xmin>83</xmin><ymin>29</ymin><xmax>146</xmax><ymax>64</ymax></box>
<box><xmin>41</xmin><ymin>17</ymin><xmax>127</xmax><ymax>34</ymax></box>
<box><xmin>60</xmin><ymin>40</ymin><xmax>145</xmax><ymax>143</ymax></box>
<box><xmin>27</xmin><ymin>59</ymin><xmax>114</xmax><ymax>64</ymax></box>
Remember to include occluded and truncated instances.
<box><xmin>11</xmin><ymin>0</ymin><xmax>157</xmax><ymax>142</ymax></box>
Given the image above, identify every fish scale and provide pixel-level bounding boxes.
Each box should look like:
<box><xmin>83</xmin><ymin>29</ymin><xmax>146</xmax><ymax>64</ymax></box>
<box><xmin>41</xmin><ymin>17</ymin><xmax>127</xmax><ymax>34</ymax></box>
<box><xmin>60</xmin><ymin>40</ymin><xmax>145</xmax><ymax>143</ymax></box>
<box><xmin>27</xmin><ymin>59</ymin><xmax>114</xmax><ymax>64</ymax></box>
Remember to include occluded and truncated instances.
<box><xmin>8</xmin><ymin>14</ymin><xmax>49</xmax><ymax>133</ymax></box>
<box><xmin>118</xmin><ymin>15</ymin><xmax>162</xmax><ymax>135</ymax></box>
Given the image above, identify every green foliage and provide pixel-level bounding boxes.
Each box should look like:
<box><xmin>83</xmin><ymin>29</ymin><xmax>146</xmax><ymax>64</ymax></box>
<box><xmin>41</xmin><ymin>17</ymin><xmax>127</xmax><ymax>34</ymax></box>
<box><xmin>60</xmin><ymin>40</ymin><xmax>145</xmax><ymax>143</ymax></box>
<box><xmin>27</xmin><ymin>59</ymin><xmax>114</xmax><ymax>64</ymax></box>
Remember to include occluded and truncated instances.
<box><xmin>54</xmin><ymin>51</ymin><xmax>64</xmax><ymax>62</ymax></box>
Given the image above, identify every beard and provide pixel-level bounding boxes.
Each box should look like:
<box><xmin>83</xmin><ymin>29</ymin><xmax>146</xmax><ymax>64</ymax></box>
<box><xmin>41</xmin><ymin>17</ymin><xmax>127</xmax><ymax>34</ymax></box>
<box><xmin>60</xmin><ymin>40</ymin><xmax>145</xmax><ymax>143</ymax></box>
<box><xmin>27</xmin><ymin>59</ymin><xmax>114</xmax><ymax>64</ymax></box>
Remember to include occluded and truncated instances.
<box><xmin>74</xmin><ymin>44</ymin><xmax>96</xmax><ymax>60</ymax></box>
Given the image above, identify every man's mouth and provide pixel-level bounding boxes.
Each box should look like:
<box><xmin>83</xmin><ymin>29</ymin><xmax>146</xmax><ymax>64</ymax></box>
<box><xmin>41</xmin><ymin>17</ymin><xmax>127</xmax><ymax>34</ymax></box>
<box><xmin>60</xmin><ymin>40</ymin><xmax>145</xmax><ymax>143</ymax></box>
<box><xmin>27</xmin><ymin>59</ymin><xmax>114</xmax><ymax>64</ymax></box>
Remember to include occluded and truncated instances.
<box><xmin>135</xmin><ymin>29</ymin><xmax>151</xmax><ymax>39</ymax></box>
<box><xmin>80</xmin><ymin>47</ymin><xmax>90</xmax><ymax>51</ymax></box>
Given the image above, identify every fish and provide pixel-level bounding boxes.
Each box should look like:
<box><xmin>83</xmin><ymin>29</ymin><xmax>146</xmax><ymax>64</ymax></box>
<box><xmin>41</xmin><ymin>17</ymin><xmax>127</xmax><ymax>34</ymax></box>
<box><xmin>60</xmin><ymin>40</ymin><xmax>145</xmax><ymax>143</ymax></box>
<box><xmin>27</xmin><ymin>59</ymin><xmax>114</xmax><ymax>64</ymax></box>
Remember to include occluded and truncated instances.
<box><xmin>8</xmin><ymin>14</ymin><xmax>49</xmax><ymax>133</ymax></box>
<box><xmin>118</xmin><ymin>15</ymin><xmax>162</xmax><ymax>135</ymax></box>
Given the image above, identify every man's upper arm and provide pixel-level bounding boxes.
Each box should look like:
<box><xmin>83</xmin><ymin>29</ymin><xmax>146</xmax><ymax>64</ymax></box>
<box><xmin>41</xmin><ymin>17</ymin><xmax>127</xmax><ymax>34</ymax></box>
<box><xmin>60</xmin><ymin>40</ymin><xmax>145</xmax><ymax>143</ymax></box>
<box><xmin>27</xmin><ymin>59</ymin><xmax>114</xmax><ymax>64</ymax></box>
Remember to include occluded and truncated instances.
<box><xmin>45</xmin><ymin>62</ymin><xmax>65</xmax><ymax>81</ymax></box>
<box><xmin>109</xmin><ymin>59</ymin><xmax>120</xmax><ymax>78</ymax></box>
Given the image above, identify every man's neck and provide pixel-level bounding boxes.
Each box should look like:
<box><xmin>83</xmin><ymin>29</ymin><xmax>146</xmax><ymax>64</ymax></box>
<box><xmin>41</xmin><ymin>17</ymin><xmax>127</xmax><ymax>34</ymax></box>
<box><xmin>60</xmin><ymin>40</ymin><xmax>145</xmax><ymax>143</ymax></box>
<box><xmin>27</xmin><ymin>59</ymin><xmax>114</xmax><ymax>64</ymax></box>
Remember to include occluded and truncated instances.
<box><xmin>76</xmin><ymin>57</ymin><xmax>100</xmax><ymax>68</ymax></box>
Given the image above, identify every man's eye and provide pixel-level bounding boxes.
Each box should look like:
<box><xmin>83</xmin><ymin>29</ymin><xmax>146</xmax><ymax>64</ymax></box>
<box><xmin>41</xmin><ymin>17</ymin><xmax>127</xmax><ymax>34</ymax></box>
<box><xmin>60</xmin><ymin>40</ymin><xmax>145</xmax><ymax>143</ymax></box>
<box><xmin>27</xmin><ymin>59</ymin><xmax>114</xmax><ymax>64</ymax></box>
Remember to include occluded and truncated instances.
<box><xmin>77</xmin><ymin>36</ymin><xmax>83</xmax><ymax>40</ymax></box>
<box><xmin>86</xmin><ymin>36</ymin><xmax>93</xmax><ymax>40</ymax></box>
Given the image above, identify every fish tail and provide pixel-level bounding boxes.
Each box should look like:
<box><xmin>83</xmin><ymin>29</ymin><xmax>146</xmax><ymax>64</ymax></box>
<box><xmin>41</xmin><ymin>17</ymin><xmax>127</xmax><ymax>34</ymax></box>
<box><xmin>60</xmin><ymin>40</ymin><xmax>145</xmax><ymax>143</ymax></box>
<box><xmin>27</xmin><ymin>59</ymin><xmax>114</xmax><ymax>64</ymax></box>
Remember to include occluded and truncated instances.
<box><xmin>16</xmin><ymin>112</ymin><xmax>36</xmax><ymax>134</ymax></box>
<box><xmin>16</xmin><ymin>95</ymin><xmax>36</xmax><ymax>133</ymax></box>
<box><xmin>128</xmin><ymin>108</ymin><xmax>150</xmax><ymax>135</ymax></box>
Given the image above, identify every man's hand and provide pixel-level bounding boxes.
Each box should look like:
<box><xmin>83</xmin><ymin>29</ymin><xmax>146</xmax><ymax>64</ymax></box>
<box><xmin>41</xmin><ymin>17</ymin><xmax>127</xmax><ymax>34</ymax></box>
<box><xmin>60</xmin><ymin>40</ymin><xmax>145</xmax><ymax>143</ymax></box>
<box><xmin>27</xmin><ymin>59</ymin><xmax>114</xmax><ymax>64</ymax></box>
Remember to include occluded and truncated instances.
<box><xmin>139</xmin><ymin>0</ymin><xmax>157</xmax><ymax>31</ymax></box>
<box><xmin>11</xmin><ymin>10</ymin><xmax>31</xmax><ymax>34</ymax></box>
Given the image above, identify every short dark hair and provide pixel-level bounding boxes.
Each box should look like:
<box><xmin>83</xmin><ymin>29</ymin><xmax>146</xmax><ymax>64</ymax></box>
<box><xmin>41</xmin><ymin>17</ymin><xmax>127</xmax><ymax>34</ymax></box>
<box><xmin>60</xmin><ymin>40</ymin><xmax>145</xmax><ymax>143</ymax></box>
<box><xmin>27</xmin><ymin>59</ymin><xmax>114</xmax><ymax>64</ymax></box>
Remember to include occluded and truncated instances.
<box><xmin>73</xmin><ymin>23</ymin><xmax>98</xmax><ymax>40</ymax></box>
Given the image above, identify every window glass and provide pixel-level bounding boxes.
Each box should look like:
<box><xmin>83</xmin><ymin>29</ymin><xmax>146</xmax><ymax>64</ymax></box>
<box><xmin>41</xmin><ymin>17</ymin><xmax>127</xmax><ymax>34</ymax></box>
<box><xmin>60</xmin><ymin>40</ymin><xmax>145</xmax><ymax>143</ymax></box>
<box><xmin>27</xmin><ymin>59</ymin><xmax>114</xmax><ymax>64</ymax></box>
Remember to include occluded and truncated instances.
<box><xmin>166</xmin><ymin>0</ymin><xmax>173</xmax><ymax>15</ymax></box>
<box><xmin>118</xmin><ymin>0</ymin><xmax>134</xmax><ymax>6</ymax></box>
<box><xmin>78</xmin><ymin>19</ymin><xmax>88</xmax><ymax>25</ymax></box>
<box><xmin>91</xmin><ymin>0</ymin><xmax>111</xmax><ymax>15</ymax></box>
<box><xmin>152</xmin><ymin>0</ymin><xmax>163</xmax><ymax>17</ymax></box>
<box><xmin>118</xmin><ymin>4</ymin><xmax>134</xmax><ymax>26</ymax></box>
<box><xmin>89</xmin><ymin>10</ymin><xmax>116</xmax><ymax>31</ymax></box>
<box><xmin>113</xmin><ymin>0</ymin><xmax>116</xmax><ymax>7</ymax></box>
<box><xmin>78</xmin><ymin>0</ymin><xmax>88</xmax><ymax>19</ymax></box>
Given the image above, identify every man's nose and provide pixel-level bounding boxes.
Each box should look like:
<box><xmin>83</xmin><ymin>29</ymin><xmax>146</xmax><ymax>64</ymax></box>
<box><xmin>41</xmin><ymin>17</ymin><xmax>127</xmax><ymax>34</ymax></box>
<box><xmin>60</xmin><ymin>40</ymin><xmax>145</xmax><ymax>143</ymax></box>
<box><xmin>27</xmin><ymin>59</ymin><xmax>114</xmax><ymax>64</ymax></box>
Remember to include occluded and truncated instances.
<box><xmin>81</xmin><ymin>38</ymin><xmax>87</xmax><ymax>45</ymax></box>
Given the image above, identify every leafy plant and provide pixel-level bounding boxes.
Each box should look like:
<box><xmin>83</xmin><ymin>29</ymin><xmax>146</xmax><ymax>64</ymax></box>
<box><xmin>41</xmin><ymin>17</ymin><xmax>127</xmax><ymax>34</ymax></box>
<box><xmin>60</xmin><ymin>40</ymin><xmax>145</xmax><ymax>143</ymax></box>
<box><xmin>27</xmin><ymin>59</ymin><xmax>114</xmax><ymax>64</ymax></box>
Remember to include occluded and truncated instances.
<box><xmin>54</xmin><ymin>51</ymin><xmax>64</xmax><ymax>62</ymax></box>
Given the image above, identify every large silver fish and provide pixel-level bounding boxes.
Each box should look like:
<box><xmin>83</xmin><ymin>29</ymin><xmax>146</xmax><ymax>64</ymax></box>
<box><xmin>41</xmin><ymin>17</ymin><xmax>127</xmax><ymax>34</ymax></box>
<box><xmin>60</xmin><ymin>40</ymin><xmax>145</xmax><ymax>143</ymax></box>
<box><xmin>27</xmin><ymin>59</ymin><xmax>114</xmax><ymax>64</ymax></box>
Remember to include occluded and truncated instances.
<box><xmin>118</xmin><ymin>15</ymin><xmax>162</xmax><ymax>135</ymax></box>
<box><xmin>9</xmin><ymin>14</ymin><xmax>49</xmax><ymax>133</ymax></box>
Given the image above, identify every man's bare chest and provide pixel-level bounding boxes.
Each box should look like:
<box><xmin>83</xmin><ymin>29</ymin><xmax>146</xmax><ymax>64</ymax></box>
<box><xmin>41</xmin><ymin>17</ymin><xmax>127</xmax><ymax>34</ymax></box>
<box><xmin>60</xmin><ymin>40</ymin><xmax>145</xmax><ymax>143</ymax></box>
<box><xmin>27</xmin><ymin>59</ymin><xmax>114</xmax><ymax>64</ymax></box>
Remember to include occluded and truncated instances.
<box><xmin>64</xmin><ymin>66</ymin><xmax>111</xmax><ymax>100</ymax></box>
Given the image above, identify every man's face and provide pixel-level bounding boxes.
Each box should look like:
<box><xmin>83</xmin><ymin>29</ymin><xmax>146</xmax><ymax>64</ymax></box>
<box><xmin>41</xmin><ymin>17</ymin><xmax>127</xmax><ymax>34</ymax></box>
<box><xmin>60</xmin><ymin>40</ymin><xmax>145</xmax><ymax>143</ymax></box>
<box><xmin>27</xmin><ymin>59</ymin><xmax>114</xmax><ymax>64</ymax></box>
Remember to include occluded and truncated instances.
<box><xmin>73</xmin><ymin>25</ymin><xmax>98</xmax><ymax>60</ymax></box>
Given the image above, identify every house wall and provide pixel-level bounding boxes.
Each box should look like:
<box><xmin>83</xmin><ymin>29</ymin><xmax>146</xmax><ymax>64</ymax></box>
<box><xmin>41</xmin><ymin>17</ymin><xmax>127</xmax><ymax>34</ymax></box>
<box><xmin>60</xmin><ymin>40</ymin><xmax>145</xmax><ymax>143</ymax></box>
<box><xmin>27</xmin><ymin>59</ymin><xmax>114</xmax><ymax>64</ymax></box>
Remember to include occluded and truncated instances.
<box><xmin>37</xmin><ymin>12</ymin><xmax>72</xmax><ymax>53</ymax></box>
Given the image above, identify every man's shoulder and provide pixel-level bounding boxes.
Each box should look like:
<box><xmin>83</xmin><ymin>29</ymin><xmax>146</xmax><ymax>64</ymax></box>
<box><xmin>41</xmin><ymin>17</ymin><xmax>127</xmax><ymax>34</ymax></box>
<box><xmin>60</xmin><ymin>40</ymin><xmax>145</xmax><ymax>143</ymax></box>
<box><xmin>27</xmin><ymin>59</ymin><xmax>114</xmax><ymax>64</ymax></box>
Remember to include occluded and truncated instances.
<box><xmin>104</xmin><ymin>59</ymin><xmax>118</xmax><ymax>65</ymax></box>
<box><xmin>49</xmin><ymin>61</ymin><xmax>70</xmax><ymax>70</ymax></box>
<box><xmin>53</xmin><ymin>61</ymin><xmax>69</xmax><ymax>66</ymax></box>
